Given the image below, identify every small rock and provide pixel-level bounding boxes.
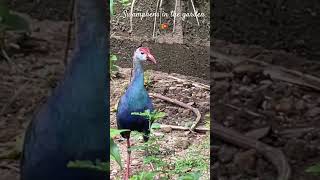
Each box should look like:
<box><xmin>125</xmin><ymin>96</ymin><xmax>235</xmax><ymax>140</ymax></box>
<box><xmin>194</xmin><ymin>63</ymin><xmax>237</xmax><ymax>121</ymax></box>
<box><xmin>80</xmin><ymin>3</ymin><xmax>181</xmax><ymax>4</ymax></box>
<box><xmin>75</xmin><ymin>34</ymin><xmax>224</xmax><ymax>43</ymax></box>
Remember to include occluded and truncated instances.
<box><xmin>175</xmin><ymin>138</ymin><xmax>190</xmax><ymax>149</ymax></box>
<box><xmin>161</xmin><ymin>126</ymin><xmax>172</xmax><ymax>133</ymax></box>
<box><xmin>295</xmin><ymin>99</ymin><xmax>305</xmax><ymax>111</ymax></box>
<box><xmin>275</xmin><ymin>98</ymin><xmax>293</xmax><ymax>113</ymax></box>
<box><xmin>131</xmin><ymin>159</ymin><xmax>140</xmax><ymax>166</ymax></box>
<box><xmin>245</xmin><ymin>127</ymin><xmax>270</xmax><ymax>140</ymax></box>
<box><xmin>182</xmin><ymin>109</ymin><xmax>190</xmax><ymax>116</ymax></box>
<box><xmin>153</xmin><ymin>132</ymin><xmax>165</xmax><ymax>137</ymax></box>
<box><xmin>242</xmin><ymin>75</ymin><xmax>251</xmax><ymax>84</ymax></box>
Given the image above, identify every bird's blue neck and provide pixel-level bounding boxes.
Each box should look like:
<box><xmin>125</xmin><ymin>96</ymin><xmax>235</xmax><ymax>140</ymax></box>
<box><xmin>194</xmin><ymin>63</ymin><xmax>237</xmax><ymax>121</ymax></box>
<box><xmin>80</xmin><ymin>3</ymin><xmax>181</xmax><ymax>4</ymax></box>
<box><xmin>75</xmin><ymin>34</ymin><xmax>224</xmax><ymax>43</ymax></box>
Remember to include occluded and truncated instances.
<box><xmin>50</xmin><ymin>0</ymin><xmax>108</xmax><ymax>126</ymax></box>
<box><xmin>74</xmin><ymin>0</ymin><xmax>107</xmax><ymax>50</ymax></box>
<box><xmin>130</xmin><ymin>60</ymin><xmax>144</xmax><ymax>88</ymax></box>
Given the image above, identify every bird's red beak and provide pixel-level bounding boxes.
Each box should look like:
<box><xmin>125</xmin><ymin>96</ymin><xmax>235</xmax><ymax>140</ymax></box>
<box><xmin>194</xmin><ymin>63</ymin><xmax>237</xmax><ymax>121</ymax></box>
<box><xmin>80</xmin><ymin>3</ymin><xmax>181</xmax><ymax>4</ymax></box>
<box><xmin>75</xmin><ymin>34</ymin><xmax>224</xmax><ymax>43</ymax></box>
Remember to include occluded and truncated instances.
<box><xmin>147</xmin><ymin>53</ymin><xmax>156</xmax><ymax>64</ymax></box>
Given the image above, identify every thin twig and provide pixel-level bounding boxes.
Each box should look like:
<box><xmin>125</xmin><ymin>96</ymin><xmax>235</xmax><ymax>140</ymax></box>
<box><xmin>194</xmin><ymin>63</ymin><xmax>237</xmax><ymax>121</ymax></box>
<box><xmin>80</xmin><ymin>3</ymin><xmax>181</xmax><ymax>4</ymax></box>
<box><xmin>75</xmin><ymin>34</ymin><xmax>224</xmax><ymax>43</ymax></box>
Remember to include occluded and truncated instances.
<box><xmin>167</xmin><ymin>75</ymin><xmax>210</xmax><ymax>90</ymax></box>
<box><xmin>190</xmin><ymin>0</ymin><xmax>200</xmax><ymax>26</ymax></box>
<box><xmin>225</xmin><ymin>103</ymin><xmax>262</xmax><ymax>117</ymax></box>
<box><xmin>129</xmin><ymin>0</ymin><xmax>136</xmax><ymax>33</ymax></box>
<box><xmin>1</xmin><ymin>48</ymin><xmax>12</xmax><ymax>64</ymax></box>
<box><xmin>149</xmin><ymin>93</ymin><xmax>202</xmax><ymax>132</ymax></box>
<box><xmin>173</xmin><ymin>0</ymin><xmax>178</xmax><ymax>33</ymax></box>
<box><xmin>0</xmin><ymin>164</ymin><xmax>19</xmax><ymax>173</ymax></box>
<box><xmin>152</xmin><ymin>0</ymin><xmax>160</xmax><ymax>38</ymax></box>
<box><xmin>160</xmin><ymin>124</ymin><xmax>209</xmax><ymax>132</ymax></box>
<box><xmin>214</xmin><ymin>51</ymin><xmax>320</xmax><ymax>91</ymax></box>
<box><xmin>159</xmin><ymin>0</ymin><xmax>163</xmax><ymax>25</ymax></box>
<box><xmin>63</xmin><ymin>0</ymin><xmax>75</xmax><ymax>67</ymax></box>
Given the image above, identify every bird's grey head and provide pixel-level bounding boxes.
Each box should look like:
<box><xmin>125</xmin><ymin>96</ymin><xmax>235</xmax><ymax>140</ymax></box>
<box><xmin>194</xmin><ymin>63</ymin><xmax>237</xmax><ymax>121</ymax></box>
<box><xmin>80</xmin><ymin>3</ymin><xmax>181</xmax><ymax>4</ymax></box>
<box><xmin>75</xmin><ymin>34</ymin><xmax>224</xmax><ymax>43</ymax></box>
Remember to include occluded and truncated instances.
<box><xmin>133</xmin><ymin>47</ymin><xmax>156</xmax><ymax>64</ymax></box>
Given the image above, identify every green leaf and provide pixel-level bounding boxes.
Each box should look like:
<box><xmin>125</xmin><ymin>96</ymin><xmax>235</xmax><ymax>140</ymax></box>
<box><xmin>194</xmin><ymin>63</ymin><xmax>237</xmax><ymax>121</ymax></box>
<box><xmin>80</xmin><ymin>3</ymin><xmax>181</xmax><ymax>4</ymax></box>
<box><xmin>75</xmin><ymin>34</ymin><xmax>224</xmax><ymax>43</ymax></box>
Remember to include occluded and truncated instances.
<box><xmin>130</xmin><ymin>171</ymin><xmax>155</xmax><ymax>180</ymax></box>
<box><xmin>0</xmin><ymin>4</ymin><xmax>10</xmax><ymax>18</ymax></box>
<box><xmin>1</xmin><ymin>13</ymin><xmax>30</xmax><ymax>32</ymax></box>
<box><xmin>110</xmin><ymin>128</ymin><xmax>128</xmax><ymax>138</ymax></box>
<box><xmin>110</xmin><ymin>138</ymin><xmax>122</xmax><ymax>169</ymax></box>
<box><xmin>110</xmin><ymin>0</ymin><xmax>114</xmax><ymax>15</ymax></box>
<box><xmin>110</xmin><ymin>54</ymin><xmax>118</xmax><ymax>61</ymax></box>
<box><xmin>306</xmin><ymin>163</ymin><xmax>320</xmax><ymax>175</ymax></box>
<box><xmin>152</xmin><ymin>111</ymin><xmax>166</xmax><ymax>120</ymax></box>
<box><xmin>151</xmin><ymin>123</ymin><xmax>161</xmax><ymax>129</ymax></box>
<box><xmin>178</xmin><ymin>172</ymin><xmax>201</xmax><ymax>180</ymax></box>
<box><xmin>0</xmin><ymin>3</ymin><xmax>30</xmax><ymax>32</ymax></box>
<box><xmin>67</xmin><ymin>160</ymin><xmax>108</xmax><ymax>172</ymax></box>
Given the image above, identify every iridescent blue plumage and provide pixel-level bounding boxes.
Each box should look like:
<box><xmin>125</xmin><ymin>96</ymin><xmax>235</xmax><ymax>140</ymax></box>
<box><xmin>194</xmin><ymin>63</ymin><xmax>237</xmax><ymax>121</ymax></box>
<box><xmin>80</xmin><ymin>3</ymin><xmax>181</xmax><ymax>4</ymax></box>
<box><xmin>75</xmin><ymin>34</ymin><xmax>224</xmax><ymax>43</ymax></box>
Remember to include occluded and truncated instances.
<box><xmin>117</xmin><ymin>61</ymin><xmax>154</xmax><ymax>140</ymax></box>
<box><xmin>20</xmin><ymin>0</ymin><xmax>108</xmax><ymax>180</ymax></box>
<box><xmin>116</xmin><ymin>47</ymin><xmax>156</xmax><ymax>179</ymax></box>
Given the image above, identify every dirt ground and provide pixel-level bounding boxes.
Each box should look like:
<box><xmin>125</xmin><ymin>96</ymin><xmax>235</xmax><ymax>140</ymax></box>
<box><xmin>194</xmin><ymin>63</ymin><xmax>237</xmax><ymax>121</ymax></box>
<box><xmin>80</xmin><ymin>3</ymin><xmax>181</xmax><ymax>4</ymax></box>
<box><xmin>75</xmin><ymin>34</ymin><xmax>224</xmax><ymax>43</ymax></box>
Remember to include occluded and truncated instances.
<box><xmin>212</xmin><ymin>0</ymin><xmax>320</xmax><ymax>60</ymax></box>
<box><xmin>211</xmin><ymin>40</ymin><xmax>320</xmax><ymax>180</ymax></box>
<box><xmin>0</xmin><ymin>16</ymin><xmax>67</xmax><ymax>179</ymax></box>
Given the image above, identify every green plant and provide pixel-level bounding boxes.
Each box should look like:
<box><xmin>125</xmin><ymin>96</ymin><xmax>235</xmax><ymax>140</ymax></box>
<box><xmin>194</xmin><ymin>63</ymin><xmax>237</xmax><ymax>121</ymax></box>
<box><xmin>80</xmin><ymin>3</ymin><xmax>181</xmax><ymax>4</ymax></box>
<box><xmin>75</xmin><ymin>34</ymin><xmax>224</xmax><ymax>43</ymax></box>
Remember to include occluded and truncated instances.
<box><xmin>0</xmin><ymin>3</ymin><xmax>30</xmax><ymax>32</ymax></box>
<box><xmin>130</xmin><ymin>171</ymin><xmax>156</xmax><ymax>180</ymax></box>
<box><xmin>306</xmin><ymin>163</ymin><xmax>320</xmax><ymax>176</ymax></box>
<box><xmin>131</xmin><ymin>110</ymin><xmax>165</xmax><ymax>131</ymax></box>
<box><xmin>120</xmin><ymin>0</ymin><xmax>131</xmax><ymax>7</ymax></box>
<box><xmin>68</xmin><ymin>128</ymin><xmax>129</xmax><ymax>172</ymax></box>
<box><xmin>110</xmin><ymin>0</ymin><xmax>114</xmax><ymax>15</ymax></box>
<box><xmin>110</xmin><ymin>128</ymin><xmax>129</xmax><ymax>169</ymax></box>
<box><xmin>178</xmin><ymin>172</ymin><xmax>201</xmax><ymax>180</ymax></box>
<box><xmin>144</xmin><ymin>71</ymin><xmax>153</xmax><ymax>90</ymax></box>
<box><xmin>110</xmin><ymin>54</ymin><xmax>119</xmax><ymax>77</ymax></box>
<box><xmin>67</xmin><ymin>160</ymin><xmax>108</xmax><ymax>172</ymax></box>
<box><xmin>0</xmin><ymin>2</ymin><xmax>30</xmax><ymax>62</ymax></box>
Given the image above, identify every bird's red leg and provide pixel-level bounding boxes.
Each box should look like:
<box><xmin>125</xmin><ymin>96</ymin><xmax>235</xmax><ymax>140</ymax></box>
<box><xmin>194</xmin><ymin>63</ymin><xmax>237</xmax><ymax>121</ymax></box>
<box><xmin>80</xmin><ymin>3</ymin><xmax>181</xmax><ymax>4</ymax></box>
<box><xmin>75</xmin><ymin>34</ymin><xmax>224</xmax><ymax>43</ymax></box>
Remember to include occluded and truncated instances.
<box><xmin>125</xmin><ymin>138</ymin><xmax>131</xmax><ymax>180</ymax></box>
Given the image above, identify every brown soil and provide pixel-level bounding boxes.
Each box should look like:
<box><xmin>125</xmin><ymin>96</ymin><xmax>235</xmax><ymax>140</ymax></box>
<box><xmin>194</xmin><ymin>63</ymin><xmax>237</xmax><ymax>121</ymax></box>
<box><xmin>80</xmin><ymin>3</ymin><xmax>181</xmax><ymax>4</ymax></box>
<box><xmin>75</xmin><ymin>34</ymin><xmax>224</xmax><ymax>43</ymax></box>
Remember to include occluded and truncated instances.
<box><xmin>211</xmin><ymin>40</ymin><xmax>320</xmax><ymax>180</ymax></box>
<box><xmin>212</xmin><ymin>0</ymin><xmax>320</xmax><ymax>60</ymax></box>
<box><xmin>0</xmin><ymin>17</ymin><xmax>67</xmax><ymax>180</ymax></box>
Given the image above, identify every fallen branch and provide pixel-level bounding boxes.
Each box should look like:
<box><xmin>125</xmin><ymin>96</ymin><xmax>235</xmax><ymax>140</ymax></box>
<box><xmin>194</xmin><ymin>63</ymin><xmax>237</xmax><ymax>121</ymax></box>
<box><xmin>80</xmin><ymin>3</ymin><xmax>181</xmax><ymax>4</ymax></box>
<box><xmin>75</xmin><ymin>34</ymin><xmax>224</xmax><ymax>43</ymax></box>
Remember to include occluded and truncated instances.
<box><xmin>213</xmin><ymin>51</ymin><xmax>320</xmax><ymax>91</ymax></box>
<box><xmin>160</xmin><ymin>124</ymin><xmax>209</xmax><ymax>132</ymax></box>
<box><xmin>212</xmin><ymin>123</ymin><xmax>291</xmax><ymax>180</ymax></box>
<box><xmin>149</xmin><ymin>93</ymin><xmax>202</xmax><ymax>133</ymax></box>
<box><xmin>225</xmin><ymin>103</ymin><xmax>263</xmax><ymax>117</ymax></box>
<box><xmin>167</xmin><ymin>75</ymin><xmax>210</xmax><ymax>90</ymax></box>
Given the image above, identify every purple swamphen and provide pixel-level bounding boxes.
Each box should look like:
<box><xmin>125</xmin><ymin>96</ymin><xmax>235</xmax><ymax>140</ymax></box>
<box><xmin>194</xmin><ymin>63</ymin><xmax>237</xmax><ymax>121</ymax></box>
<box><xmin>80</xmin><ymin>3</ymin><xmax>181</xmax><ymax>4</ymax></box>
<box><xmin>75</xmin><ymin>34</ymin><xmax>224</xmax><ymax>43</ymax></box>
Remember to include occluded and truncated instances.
<box><xmin>20</xmin><ymin>0</ymin><xmax>108</xmax><ymax>179</ymax></box>
<box><xmin>116</xmin><ymin>47</ymin><xmax>156</xmax><ymax>179</ymax></box>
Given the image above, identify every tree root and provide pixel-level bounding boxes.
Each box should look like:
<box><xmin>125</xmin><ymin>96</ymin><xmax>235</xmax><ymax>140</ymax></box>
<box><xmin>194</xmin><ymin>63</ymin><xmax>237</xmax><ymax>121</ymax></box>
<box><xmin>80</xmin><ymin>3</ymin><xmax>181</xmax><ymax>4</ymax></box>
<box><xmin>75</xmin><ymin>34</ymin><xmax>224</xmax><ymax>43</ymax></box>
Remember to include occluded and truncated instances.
<box><xmin>159</xmin><ymin>124</ymin><xmax>209</xmax><ymax>132</ymax></box>
<box><xmin>149</xmin><ymin>93</ymin><xmax>202</xmax><ymax>134</ymax></box>
<box><xmin>212</xmin><ymin>123</ymin><xmax>291</xmax><ymax>180</ymax></box>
